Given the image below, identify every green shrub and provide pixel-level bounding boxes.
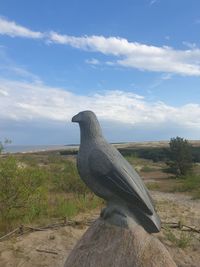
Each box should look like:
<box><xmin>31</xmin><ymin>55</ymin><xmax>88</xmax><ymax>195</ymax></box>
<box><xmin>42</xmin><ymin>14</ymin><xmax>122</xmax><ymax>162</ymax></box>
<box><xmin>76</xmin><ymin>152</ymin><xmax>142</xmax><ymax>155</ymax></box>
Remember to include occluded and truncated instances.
<box><xmin>0</xmin><ymin>153</ymin><xmax>104</xmax><ymax>234</ymax></box>
<box><xmin>166</xmin><ymin>137</ymin><xmax>193</xmax><ymax>176</ymax></box>
<box><xmin>75</xmin><ymin>194</ymin><xmax>103</xmax><ymax>212</ymax></box>
<box><xmin>171</xmin><ymin>174</ymin><xmax>200</xmax><ymax>198</ymax></box>
<box><xmin>53</xmin><ymin>197</ymin><xmax>78</xmax><ymax>218</ymax></box>
<box><xmin>50</xmin><ymin>161</ymin><xmax>89</xmax><ymax>194</ymax></box>
<box><xmin>119</xmin><ymin>145</ymin><xmax>200</xmax><ymax>164</ymax></box>
<box><xmin>0</xmin><ymin>156</ymin><xmax>48</xmax><ymax>233</ymax></box>
<box><xmin>50</xmin><ymin>194</ymin><xmax>103</xmax><ymax>219</ymax></box>
<box><xmin>119</xmin><ymin>147</ymin><xmax>168</xmax><ymax>162</ymax></box>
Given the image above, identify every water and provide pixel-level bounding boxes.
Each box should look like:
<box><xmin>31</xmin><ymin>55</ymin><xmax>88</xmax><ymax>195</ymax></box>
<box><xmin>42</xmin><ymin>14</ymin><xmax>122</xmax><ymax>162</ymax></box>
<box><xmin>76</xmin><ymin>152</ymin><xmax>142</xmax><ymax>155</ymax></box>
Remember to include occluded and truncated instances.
<box><xmin>3</xmin><ymin>144</ymin><xmax>78</xmax><ymax>154</ymax></box>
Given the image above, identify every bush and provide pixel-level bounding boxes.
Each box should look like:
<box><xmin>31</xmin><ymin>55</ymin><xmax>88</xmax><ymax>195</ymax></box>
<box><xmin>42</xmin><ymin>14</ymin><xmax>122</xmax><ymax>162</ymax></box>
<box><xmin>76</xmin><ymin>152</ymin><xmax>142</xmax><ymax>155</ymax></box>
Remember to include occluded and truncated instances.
<box><xmin>119</xmin><ymin>147</ymin><xmax>168</xmax><ymax>162</ymax></box>
<box><xmin>50</xmin><ymin>160</ymin><xmax>89</xmax><ymax>194</ymax></box>
<box><xmin>175</xmin><ymin>174</ymin><xmax>200</xmax><ymax>198</ymax></box>
<box><xmin>48</xmin><ymin>194</ymin><xmax>103</xmax><ymax>219</ymax></box>
<box><xmin>119</xmin><ymin>146</ymin><xmax>200</xmax><ymax>164</ymax></box>
<box><xmin>0</xmin><ymin>153</ymin><xmax>104</xmax><ymax>234</ymax></box>
<box><xmin>0</xmin><ymin>156</ymin><xmax>48</xmax><ymax>233</ymax></box>
<box><xmin>166</xmin><ymin>137</ymin><xmax>193</xmax><ymax>176</ymax></box>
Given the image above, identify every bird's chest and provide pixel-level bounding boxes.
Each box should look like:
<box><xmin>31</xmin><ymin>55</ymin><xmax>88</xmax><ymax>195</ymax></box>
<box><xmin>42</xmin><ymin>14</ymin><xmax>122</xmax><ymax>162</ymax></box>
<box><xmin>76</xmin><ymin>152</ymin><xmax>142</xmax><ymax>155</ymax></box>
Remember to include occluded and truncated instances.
<box><xmin>77</xmin><ymin>153</ymin><xmax>88</xmax><ymax>178</ymax></box>
<box><xmin>77</xmin><ymin>145</ymin><xmax>92</xmax><ymax>179</ymax></box>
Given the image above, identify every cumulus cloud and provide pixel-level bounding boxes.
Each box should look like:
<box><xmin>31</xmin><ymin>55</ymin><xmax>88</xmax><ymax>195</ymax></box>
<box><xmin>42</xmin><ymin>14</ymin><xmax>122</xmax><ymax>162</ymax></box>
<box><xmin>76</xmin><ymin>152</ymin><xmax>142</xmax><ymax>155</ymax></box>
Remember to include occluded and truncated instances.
<box><xmin>0</xmin><ymin>17</ymin><xmax>43</xmax><ymax>38</ymax></box>
<box><xmin>0</xmin><ymin>79</ymin><xmax>200</xmax><ymax>131</ymax></box>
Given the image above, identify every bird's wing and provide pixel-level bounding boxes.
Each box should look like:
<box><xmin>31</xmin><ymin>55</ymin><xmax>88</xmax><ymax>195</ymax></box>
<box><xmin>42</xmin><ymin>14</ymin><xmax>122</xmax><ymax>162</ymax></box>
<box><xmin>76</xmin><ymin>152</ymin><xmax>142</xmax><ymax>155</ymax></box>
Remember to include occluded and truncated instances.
<box><xmin>89</xmin><ymin>148</ymin><xmax>154</xmax><ymax>215</ymax></box>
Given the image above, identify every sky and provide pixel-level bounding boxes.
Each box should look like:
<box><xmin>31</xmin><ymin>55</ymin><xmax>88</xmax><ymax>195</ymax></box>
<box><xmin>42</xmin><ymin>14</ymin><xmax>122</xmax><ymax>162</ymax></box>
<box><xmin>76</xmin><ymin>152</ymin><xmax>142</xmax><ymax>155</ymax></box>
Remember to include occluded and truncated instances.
<box><xmin>0</xmin><ymin>0</ymin><xmax>200</xmax><ymax>145</ymax></box>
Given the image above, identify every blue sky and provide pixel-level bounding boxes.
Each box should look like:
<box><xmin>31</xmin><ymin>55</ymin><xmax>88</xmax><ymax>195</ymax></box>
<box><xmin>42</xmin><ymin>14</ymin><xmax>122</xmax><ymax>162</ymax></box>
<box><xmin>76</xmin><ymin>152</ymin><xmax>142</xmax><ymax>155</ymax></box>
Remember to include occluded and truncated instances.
<box><xmin>0</xmin><ymin>0</ymin><xmax>200</xmax><ymax>145</ymax></box>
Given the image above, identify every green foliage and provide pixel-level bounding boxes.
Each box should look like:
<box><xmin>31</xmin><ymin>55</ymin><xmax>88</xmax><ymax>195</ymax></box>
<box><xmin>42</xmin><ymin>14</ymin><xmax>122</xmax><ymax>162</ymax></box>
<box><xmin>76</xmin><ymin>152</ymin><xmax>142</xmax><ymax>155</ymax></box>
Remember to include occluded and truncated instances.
<box><xmin>0</xmin><ymin>153</ymin><xmax>103</xmax><ymax>234</ymax></box>
<box><xmin>59</xmin><ymin>149</ymin><xmax>78</xmax><ymax>156</ymax></box>
<box><xmin>76</xmin><ymin>194</ymin><xmax>103</xmax><ymax>212</ymax></box>
<box><xmin>167</xmin><ymin>137</ymin><xmax>193</xmax><ymax>176</ymax></box>
<box><xmin>146</xmin><ymin>182</ymin><xmax>160</xmax><ymax>190</ymax></box>
<box><xmin>119</xmin><ymin>146</ymin><xmax>200</xmax><ymax>164</ymax></box>
<box><xmin>52</xmin><ymin>197</ymin><xmax>78</xmax><ymax>218</ymax></box>
<box><xmin>192</xmin><ymin>147</ymin><xmax>200</xmax><ymax>162</ymax></box>
<box><xmin>0</xmin><ymin>156</ymin><xmax>48</xmax><ymax>233</ymax></box>
<box><xmin>50</xmin><ymin>160</ymin><xmax>89</xmax><ymax>194</ymax></box>
<box><xmin>51</xmin><ymin>194</ymin><xmax>103</xmax><ymax>219</ymax></box>
<box><xmin>173</xmin><ymin>174</ymin><xmax>200</xmax><ymax>198</ymax></box>
<box><xmin>119</xmin><ymin>147</ymin><xmax>168</xmax><ymax>162</ymax></box>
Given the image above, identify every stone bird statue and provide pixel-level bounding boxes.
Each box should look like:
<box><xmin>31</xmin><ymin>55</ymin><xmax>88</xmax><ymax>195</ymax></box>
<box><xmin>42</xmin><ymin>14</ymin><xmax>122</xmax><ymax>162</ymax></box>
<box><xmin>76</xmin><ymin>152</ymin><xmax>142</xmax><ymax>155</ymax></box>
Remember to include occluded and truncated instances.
<box><xmin>72</xmin><ymin>110</ymin><xmax>161</xmax><ymax>233</ymax></box>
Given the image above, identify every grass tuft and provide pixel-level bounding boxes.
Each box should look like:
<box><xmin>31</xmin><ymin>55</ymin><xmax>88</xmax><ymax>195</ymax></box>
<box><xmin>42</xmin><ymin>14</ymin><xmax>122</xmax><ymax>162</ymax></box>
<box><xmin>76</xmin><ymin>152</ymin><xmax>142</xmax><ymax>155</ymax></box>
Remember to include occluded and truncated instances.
<box><xmin>164</xmin><ymin>226</ymin><xmax>193</xmax><ymax>248</ymax></box>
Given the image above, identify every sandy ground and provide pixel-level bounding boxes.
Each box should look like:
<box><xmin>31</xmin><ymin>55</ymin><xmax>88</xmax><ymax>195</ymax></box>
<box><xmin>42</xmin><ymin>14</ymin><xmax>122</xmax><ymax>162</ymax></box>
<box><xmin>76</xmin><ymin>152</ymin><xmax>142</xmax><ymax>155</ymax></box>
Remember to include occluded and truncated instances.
<box><xmin>152</xmin><ymin>191</ymin><xmax>200</xmax><ymax>267</ymax></box>
<box><xmin>0</xmin><ymin>191</ymin><xmax>200</xmax><ymax>267</ymax></box>
<box><xmin>0</xmin><ymin>210</ymin><xmax>98</xmax><ymax>267</ymax></box>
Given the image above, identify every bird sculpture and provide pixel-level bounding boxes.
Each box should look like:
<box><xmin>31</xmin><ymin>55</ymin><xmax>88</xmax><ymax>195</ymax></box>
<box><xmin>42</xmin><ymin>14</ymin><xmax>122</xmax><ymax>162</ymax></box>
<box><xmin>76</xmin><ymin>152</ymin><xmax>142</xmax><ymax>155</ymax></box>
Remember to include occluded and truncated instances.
<box><xmin>72</xmin><ymin>110</ymin><xmax>161</xmax><ymax>233</ymax></box>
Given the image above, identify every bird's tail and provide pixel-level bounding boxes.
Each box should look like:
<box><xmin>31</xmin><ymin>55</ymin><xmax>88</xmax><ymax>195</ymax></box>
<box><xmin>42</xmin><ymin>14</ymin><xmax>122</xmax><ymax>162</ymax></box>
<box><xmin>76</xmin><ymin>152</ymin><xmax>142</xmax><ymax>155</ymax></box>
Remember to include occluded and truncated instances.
<box><xmin>128</xmin><ymin>205</ymin><xmax>161</xmax><ymax>233</ymax></box>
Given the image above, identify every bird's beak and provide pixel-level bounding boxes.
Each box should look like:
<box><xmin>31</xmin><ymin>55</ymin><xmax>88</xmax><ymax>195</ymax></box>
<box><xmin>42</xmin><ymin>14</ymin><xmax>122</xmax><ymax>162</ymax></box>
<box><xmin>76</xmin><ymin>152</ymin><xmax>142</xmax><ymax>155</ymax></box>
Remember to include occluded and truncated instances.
<box><xmin>72</xmin><ymin>113</ymin><xmax>79</xmax><ymax>123</ymax></box>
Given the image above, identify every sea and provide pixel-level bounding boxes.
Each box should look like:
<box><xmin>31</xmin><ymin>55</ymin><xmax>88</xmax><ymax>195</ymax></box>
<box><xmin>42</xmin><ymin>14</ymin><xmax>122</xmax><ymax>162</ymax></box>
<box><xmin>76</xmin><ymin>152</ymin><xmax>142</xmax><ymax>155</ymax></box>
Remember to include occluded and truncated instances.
<box><xmin>2</xmin><ymin>144</ymin><xmax>78</xmax><ymax>154</ymax></box>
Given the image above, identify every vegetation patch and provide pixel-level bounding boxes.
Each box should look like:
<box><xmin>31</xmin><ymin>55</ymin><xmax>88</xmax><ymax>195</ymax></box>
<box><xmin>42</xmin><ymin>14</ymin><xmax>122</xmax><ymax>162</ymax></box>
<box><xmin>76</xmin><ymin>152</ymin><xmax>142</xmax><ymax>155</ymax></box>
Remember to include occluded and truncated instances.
<box><xmin>164</xmin><ymin>226</ymin><xmax>193</xmax><ymax>248</ymax></box>
<box><xmin>0</xmin><ymin>156</ymin><xmax>48</xmax><ymax>233</ymax></box>
<box><xmin>0</xmin><ymin>138</ymin><xmax>199</xmax><ymax>235</ymax></box>
<box><xmin>172</xmin><ymin>174</ymin><xmax>200</xmax><ymax>198</ymax></box>
<box><xmin>0</xmin><ymin>154</ymin><xmax>103</xmax><ymax>235</ymax></box>
<box><xmin>146</xmin><ymin>182</ymin><xmax>161</xmax><ymax>190</ymax></box>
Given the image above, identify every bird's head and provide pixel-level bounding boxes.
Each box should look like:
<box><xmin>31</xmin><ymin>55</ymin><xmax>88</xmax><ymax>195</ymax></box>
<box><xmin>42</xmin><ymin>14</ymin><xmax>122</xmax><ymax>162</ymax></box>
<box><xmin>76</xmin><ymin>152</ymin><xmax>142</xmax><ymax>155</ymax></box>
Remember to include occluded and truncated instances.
<box><xmin>72</xmin><ymin>110</ymin><xmax>97</xmax><ymax>124</ymax></box>
<box><xmin>72</xmin><ymin>110</ymin><xmax>102</xmax><ymax>140</ymax></box>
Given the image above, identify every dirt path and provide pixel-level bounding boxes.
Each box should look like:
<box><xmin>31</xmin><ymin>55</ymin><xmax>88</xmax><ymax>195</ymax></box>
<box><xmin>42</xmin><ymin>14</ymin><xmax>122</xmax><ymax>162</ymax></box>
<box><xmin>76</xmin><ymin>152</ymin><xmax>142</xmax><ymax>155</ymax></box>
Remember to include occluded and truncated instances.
<box><xmin>0</xmin><ymin>192</ymin><xmax>199</xmax><ymax>267</ymax></box>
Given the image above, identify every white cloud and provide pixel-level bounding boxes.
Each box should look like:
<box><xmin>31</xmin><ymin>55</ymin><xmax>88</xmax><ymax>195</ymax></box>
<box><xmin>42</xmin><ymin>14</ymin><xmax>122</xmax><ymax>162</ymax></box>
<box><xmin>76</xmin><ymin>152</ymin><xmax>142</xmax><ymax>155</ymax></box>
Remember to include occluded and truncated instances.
<box><xmin>0</xmin><ymin>17</ymin><xmax>43</xmax><ymax>38</ymax></box>
<box><xmin>1</xmin><ymin>17</ymin><xmax>200</xmax><ymax>76</ymax></box>
<box><xmin>49</xmin><ymin>33</ymin><xmax>200</xmax><ymax>76</ymax></box>
<box><xmin>0</xmin><ymin>79</ymin><xmax>200</xmax><ymax>131</ymax></box>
